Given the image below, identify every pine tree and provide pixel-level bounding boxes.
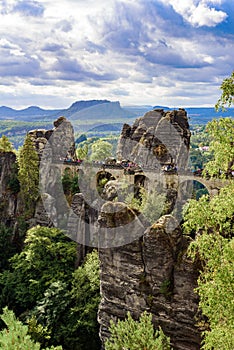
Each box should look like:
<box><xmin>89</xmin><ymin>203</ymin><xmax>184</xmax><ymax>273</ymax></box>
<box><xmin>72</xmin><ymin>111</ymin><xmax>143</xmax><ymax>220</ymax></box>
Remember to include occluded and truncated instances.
<box><xmin>0</xmin><ymin>307</ymin><xmax>62</xmax><ymax>350</ymax></box>
<box><xmin>0</xmin><ymin>135</ymin><xmax>13</xmax><ymax>152</ymax></box>
<box><xmin>105</xmin><ymin>311</ymin><xmax>171</xmax><ymax>350</ymax></box>
<box><xmin>18</xmin><ymin>134</ymin><xmax>39</xmax><ymax>214</ymax></box>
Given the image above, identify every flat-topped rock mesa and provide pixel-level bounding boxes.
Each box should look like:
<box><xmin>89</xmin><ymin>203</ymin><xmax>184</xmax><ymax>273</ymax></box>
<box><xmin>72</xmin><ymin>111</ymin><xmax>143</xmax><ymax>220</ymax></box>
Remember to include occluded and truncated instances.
<box><xmin>117</xmin><ymin>108</ymin><xmax>191</xmax><ymax>170</ymax></box>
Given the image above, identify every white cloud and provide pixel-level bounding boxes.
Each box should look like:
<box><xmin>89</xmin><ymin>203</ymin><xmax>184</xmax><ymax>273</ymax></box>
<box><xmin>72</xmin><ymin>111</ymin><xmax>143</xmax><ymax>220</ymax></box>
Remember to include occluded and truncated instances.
<box><xmin>163</xmin><ymin>0</ymin><xmax>227</xmax><ymax>27</ymax></box>
<box><xmin>0</xmin><ymin>0</ymin><xmax>233</xmax><ymax>108</ymax></box>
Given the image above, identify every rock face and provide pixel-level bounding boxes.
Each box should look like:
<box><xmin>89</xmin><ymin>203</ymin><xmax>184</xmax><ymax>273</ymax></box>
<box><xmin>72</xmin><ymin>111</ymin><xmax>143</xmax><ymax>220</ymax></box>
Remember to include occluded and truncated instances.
<box><xmin>98</xmin><ymin>109</ymin><xmax>201</xmax><ymax>349</ymax></box>
<box><xmin>29</xmin><ymin>116</ymin><xmax>77</xmax><ymax>227</ymax></box>
<box><xmin>117</xmin><ymin>108</ymin><xmax>190</xmax><ymax>171</ymax></box>
<box><xmin>28</xmin><ymin>116</ymin><xmax>76</xmax><ymax>160</ymax></box>
<box><xmin>98</xmin><ymin>210</ymin><xmax>201</xmax><ymax>350</ymax></box>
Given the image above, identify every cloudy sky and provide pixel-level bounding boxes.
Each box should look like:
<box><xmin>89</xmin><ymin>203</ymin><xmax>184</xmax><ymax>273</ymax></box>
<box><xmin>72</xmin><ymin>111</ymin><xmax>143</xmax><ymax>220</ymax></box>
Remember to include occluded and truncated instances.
<box><xmin>0</xmin><ymin>0</ymin><xmax>234</xmax><ymax>109</ymax></box>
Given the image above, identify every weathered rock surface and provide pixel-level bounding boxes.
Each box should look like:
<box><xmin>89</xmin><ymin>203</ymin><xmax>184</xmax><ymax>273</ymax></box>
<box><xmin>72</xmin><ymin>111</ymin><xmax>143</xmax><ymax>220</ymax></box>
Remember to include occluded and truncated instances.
<box><xmin>117</xmin><ymin>108</ymin><xmax>190</xmax><ymax>171</ymax></box>
<box><xmin>98</xmin><ymin>109</ymin><xmax>201</xmax><ymax>349</ymax></box>
<box><xmin>30</xmin><ymin>117</ymin><xmax>77</xmax><ymax>227</ymax></box>
<box><xmin>98</xmin><ymin>210</ymin><xmax>201</xmax><ymax>350</ymax></box>
<box><xmin>28</xmin><ymin>116</ymin><xmax>76</xmax><ymax>160</ymax></box>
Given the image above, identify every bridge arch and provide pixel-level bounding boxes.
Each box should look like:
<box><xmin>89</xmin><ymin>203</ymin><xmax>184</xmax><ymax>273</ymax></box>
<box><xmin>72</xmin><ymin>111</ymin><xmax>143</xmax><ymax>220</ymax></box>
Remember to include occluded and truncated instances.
<box><xmin>190</xmin><ymin>179</ymin><xmax>209</xmax><ymax>200</ymax></box>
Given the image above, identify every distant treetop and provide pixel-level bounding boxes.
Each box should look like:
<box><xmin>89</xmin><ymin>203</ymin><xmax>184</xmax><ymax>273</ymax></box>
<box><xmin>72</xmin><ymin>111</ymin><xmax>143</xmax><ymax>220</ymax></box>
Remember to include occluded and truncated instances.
<box><xmin>215</xmin><ymin>71</ymin><xmax>234</xmax><ymax>111</ymax></box>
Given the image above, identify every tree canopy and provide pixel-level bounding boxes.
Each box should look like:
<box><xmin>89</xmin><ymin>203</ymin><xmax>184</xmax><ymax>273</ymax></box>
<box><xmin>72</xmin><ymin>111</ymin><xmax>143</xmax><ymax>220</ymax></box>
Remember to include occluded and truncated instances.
<box><xmin>0</xmin><ymin>307</ymin><xmax>62</xmax><ymax>350</ymax></box>
<box><xmin>17</xmin><ymin>134</ymin><xmax>39</xmax><ymax>213</ymax></box>
<box><xmin>90</xmin><ymin>139</ymin><xmax>113</xmax><ymax>161</ymax></box>
<box><xmin>105</xmin><ymin>311</ymin><xmax>171</xmax><ymax>350</ymax></box>
<box><xmin>0</xmin><ymin>135</ymin><xmax>13</xmax><ymax>152</ymax></box>
<box><xmin>215</xmin><ymin>71</ymin><xmax>234</xmax><ymax>111</ymax></box>
<box><xmin>204</xmin><ymin>117</ymin><xmax>234</xmax><ymax>176</ymax></box>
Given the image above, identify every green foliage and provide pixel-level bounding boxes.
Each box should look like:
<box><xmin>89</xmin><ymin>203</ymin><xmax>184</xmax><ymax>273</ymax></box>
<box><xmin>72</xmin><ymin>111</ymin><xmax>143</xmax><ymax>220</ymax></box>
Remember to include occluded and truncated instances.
<box><xmin>184</xmin><ymin>160</ymin><xmax>234</xmax><ymax>350</ymax></box>
<box><xmin>29</xmin><ymin>250</ymin><xmax>101</xmax><ymax>350</ymax></box>
<box><xmin>90</xmin><ymin>139</ymin><xmax>113</xmax><ymax>161</ymax></box>
<box><xmin>125</xmin><ymin>188</ymin><xmax>166</xmax><ymax>224</ymax></box>
<box><xmin>17</xmin><ymin>134</ymin><xmax>39</xmax><ymax>214</ymax></box>
<box><xmin>105</xmin><ymin>311</ymin><xmax>171</xmax><ymax>350</ymax></box>
<box><xmin>64</xmin><ymin>250</ymin><xmax>101</xmax><ymax>349</ymax></box>
<box><xmin>188</xmin><ymin>235</ymin><xmax>234</xmax><ymax>350</ymax></box>
<box><xmin>189</xmin><ymin>148</ymin><xmax>213</xmax><ymax>171</ymax></box>
<box><xmin>204</xmin><ymin>118</ymin><xmax>234</xmax><ymax>176</ymax></box>
<box><xmin>215</xmin><ymin>71</ymin><xmax>234</xmax><ymax>111</ymax></box>
<box><xmin>28</xmin><ymin>281</ymin><xmax>70</xmax><ymax>347</ymax></box>
<box><xmin>183</xmin><ymin>183</ymin><xmax>234</xmax><ymax>236</ymax></box>
<box><xmin>0</xmin><ymin>120</ymin><xmax>52</xmax><ymax>149</ymax></box>
<box><xmin>61</xmin><ymin>168</ymin><xmax>79</xmax><ymax>197</ymax></box>
<box><xmin>76</xmin><ymin>143</ymin><xmax>88</xmax><ymax>160</ymax></box>
<box><xmin>0</xmin><ymin>135</ymin><xmax>14</xmax><ymax>152</ymax></box>
<box><xmin>6</xmin><ymin>162</ymin><xmax>20</xmax><ymax>194</ymax></box>
<box><xmin>0</xmin><ymin>225</ymin><xmax>17</xmax><ymax>272</ymax></box>
<box><xmin>0</xmin><ymin>226</ymin><xmax>77</xmax><ymax>311</ymax></box>
<box><xmin>0</xmin><ymin>307</ymin><xmax>62</xmax><ymax>350</ymax></box>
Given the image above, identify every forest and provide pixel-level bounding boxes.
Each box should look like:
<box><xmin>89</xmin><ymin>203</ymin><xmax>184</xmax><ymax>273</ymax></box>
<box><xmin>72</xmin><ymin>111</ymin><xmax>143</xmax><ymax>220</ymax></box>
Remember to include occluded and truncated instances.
<box><xmin>0</xmin><ymin>72</ymin><xmax>233</xmax><ymax>350</ymax></box>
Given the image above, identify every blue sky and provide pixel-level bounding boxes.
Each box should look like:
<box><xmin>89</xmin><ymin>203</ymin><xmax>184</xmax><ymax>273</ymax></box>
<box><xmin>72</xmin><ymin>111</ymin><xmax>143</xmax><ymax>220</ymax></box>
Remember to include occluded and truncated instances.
<box><xmin>0</xmin><ymin>0</ymin><xmax>234</xmax><ymax>109</ymax></box>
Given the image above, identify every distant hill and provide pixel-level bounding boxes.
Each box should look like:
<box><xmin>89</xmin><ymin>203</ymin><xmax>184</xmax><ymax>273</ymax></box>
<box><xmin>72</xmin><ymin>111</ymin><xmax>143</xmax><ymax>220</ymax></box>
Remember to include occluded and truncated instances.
<box><xmin>88</xmin><ymin>123</ymin><xmax>123</xmax><ymax>132</ymax></box>
<box><xmin>185</xmin><ymin>107</ymin><xmax>234</xmax><ymax>124</ymax></box>
<box><xmin>67</xmin><ymin>101</ymin><xmax>135</xmax><ymax>120</ymax></box>
<box><xmin>0</xmin><ymin>100</ymin><xmax>233</xmax><ymax>125</ymax></box>
<box><xmin>0</xmin><ymin>105</ymin><xmax>62</xmax><ymax>121</ymax></box>
<box><xmin>0</xmin><ymin>100</ymin><xmax>135</xmax><ymax>121</ymax></box>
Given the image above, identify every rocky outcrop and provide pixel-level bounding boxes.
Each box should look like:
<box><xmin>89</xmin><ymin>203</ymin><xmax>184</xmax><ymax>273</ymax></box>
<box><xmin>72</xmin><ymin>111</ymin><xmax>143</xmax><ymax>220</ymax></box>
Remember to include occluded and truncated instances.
<box><xmin>29</xmin><ymin>116</ymin><xmax>77</xmax><ymax>227</ymax></box>
<box><xmin>98</xmin><ymin>208</ymin><xmax>201</xmax><ymax>350</ymax></box>
<box><xmin>98</xmin><ymin>109</ymin><xmax>201</xmax><ymax>349</ymax></box>
<box><xmin>28</xmin><ymin>116</ymin><xmax>76</xmax><ymax>160</ymax></box>
<box><xmin>117</xmin><ymin>109</ymin><xmax>190</xmax><ymax>171</ymax></box>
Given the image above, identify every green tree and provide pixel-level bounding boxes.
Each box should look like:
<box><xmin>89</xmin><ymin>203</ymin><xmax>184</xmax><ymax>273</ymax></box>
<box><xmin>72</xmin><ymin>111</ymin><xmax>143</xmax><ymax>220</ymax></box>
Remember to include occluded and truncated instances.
<box><xmin>0</xmin><ymin>135</ymin><xmax>13</xmax><ymax>152</ymax></box>
<box><xmin>188</xmin><ymin>234</ymin><xmax>234</xmax><ymax>350</ymax></box>
<box><xmin>183</xmin><ymin>182</ymin><xmax>234</xmax><ymax>349</ymax></box>
<box><xmin>0</xmin><ymin>225</ymin><xmax>17</xmax><ymax>272</ymax></box>
<box><xmin>125</xmin><ymin>188</ymin><xmax>167</xmax><ymax>224</ymax></box>
<box><xmin>62</xmin><ymin>168</ymin><xmax>79</xmax><ymax>196</ymax></box>
<box><xmin>76</xmin><ymin>143</ymin><xmax>88</xmax><ymax>160</ymax></box>
<box><xmin>29</xmin><ymin>250</ymin><xmax>101</xmax><ymax>350</ymax></box>
<box><xmin>0</xmin><ymin>307</ymin><xmax>62</xmax><ymax>350</ymax></box>
<box><xmin>183</xmin><ymin>183</ymin><xmax>234</xmax><ymax>237</ymax></box>
<box><xmin>204</xmin><ymin>118</ymin><xmax>234</xmax><ymax>177</ymax></box>
<box><xmin>105</xmin><ymin>311</ymin><xmax>171</xmax><ymax>350</ymax></box>
<box><xmin>0</xmin><ymin>226</ymin><xmax>77</xmax><ymax>312</ymax></box>
<box><xmin>215</xmin><ymin>71</ymin><xmax>234</xmax><ymax>111</ymax></box>
<box><xmin>18</xmin><ymin>134</ymin><xmax>39</xmax><ymax>213</ymax></box>
<box><xmin>90</xmin><ymin>140</ymin><xmax>113</xmax><ymax>161</ymax></box>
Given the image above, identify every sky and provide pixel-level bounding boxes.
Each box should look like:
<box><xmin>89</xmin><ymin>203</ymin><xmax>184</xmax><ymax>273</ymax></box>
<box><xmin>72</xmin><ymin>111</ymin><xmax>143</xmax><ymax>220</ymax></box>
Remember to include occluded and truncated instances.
<box><xmin>0</xmin><ymin>0</ymin><xmax>234</xmax><ymax>109</ymax></box>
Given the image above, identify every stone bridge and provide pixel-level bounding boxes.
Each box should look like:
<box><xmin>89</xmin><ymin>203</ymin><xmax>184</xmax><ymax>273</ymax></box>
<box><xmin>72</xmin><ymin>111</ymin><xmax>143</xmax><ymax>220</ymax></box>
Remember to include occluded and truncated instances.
<box><xmin>56</xmin><ymin>161</ymin><xmax>232</xmax><ymax>197</ymax></box>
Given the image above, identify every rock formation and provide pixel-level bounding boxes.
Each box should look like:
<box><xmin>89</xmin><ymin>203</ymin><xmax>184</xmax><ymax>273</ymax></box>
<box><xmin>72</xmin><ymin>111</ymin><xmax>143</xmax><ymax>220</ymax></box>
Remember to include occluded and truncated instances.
<box><xmin>98</xmin><ymin>207</ymin><xmax>201</xmax><ymax>350</ymax></box>
<box><xmin>98</xmin><ymin>109</ymin><xmax>201</xmax><ymax>349</ymax></box>
<box><xmin>117</xmin><ymin>108</ymin><xmax>191</xmax><ymax>171</ymax></box>
<box><xmin>28</xmin><ymin>116</ymin><xmax>76</xmax><ymax>161</ymax></box>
